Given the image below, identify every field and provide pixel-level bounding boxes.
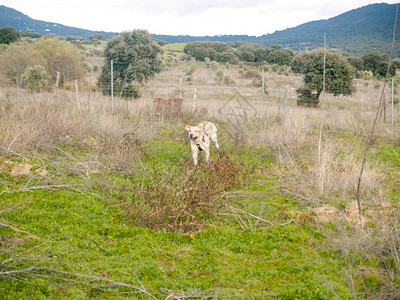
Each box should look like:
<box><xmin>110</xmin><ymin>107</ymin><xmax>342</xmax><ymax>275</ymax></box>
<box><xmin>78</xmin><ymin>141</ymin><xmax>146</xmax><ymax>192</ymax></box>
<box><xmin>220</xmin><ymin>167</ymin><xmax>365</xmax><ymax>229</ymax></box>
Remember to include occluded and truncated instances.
<box><xmin>1</xmin><ymin>46</ymin><xmax>400</xmax><ymax>299</ymax></box>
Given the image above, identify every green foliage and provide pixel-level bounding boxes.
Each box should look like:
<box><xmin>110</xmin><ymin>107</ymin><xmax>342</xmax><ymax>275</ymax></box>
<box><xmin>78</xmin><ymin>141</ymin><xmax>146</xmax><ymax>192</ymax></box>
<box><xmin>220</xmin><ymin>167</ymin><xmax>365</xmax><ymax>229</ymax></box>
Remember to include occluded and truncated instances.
<box><xmin>99</xmin><ymin>30</ymin><xmax>163</xmax><ymax>98</ymax></box>
<box><xmin>184</xmin><ymin>41</ymin><xmax>293</xmax><ymax>66</ymax></box>
<box><xmin>0</xmin><ymin>37</ymin><xmax>85</xmax><ymax>86</ymax></box>
<box><xmin>0</xmin><ymin>42</ymin><xmax>40</xmax><ymax>85</ymax></box>
<box><xmin>89</xmin><ymin>33</ymin><xmax>102</xmax><ymax>44</ymax></box>
<box><xmin>19</xmin><ymin>31</ymin><xmax>41</xmax><ymax>39</ymax></box>
<box><xmin>0</xmin><ymin>26</ymin><xmax>20</xmax><ymax>44</ymax></box>
<box><xmin>362</xmin><ymin>52</ymin><xmax>391</xmax><ymax>76</ymax></box>
<box><xmin>292</xmin><ymin>49</ymin><xmax>355</xmax><ymax>106</ymax></box>
<box><xmin>22</xmin><ymin>65</ymin><xmax>49</xmax><ymax>92</ymax></box>
<box><xmin>30</xmin><ymin>37</ymin><xmax>85</xmax><ymax>81</ymax></box>
<box><xmin>347</xmin><ymin>56</ymin><xmax>364</xmax><ymax>71</ymax></box>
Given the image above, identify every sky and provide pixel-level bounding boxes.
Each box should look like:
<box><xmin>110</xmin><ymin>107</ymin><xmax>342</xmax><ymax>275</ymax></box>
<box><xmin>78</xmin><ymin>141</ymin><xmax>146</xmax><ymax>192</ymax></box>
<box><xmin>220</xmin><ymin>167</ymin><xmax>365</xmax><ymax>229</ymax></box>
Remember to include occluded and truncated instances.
<box><xmin>1</xmin><ymin>0</ymin><xmax>399</xmax><ymax>36</ymax></box>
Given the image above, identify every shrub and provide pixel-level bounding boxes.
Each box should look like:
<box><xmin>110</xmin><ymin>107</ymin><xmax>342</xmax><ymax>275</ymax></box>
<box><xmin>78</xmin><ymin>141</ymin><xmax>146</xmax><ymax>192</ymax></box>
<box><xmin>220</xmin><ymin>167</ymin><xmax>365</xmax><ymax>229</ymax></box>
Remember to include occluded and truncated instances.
<box><xmin>103</xmin><ymin>153</ymin><xmax>251</xmax><ymax>232</ymax></box>
<box><xmin>22</xmin><ymin>65</ymin><xmax>49</xmax><ymax>93</ymax></box>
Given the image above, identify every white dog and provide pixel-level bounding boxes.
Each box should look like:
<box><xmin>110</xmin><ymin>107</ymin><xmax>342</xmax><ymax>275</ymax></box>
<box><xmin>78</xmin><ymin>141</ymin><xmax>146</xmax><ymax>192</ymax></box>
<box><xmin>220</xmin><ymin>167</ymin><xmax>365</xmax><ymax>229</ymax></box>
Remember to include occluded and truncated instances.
<box><xmin>184</xmin><ymin>121</ymin><xmax>219</xmax><ymax>165</ymax></box>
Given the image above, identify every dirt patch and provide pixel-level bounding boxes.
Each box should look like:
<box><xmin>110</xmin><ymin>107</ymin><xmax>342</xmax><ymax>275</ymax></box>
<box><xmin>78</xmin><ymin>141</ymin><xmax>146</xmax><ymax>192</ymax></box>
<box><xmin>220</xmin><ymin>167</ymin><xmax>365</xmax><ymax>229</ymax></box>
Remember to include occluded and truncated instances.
<box><xmin>310</xmin><ymin>205</ymin><xmax>342</xmax><ymax>223</ymax></box>
<box><xmin>5</xmin><ymin>162</ymin><xmax>48</xmax><ymax>178</ymax></box>
<box><xmin>311</xmin><ymin>201</ymin><xmax>365</xmax><ymax>224</ymax></box>
<box><xmin>34</xmin><ymin>169</ymin><xmax>48</xmax><ymax>176</ymax></box>
<box><xmin>10</xmin><ymin>163</ymin><xmax>33</xmax><ymax>177</ymax></box>
<box><xmin>343</xmin><ymin>201</ymin><xmax>360</xmax><ymax>223</ymax></box>
<box><xmin>357</xmin><ymin>266</ymin><xmax>390</xmax><ymax>278</ymax></box>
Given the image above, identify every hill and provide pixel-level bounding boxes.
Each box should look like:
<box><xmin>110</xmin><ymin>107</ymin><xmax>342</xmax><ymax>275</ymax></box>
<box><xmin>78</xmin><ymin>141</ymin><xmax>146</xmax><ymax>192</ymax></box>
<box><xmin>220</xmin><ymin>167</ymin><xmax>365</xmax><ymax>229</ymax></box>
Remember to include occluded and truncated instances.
<box><xmin>0</xmin><ymin>5</ymin><xmax>116</xmax><ymax>40</ymax></box>
<box><xmin>1</xmin><ymin>3</ymin><xmax>400</xmax><ymax>56</ymax></box>
<box><xmin>154</xmin><ymin>3</ymin><xmax>400</xmax><ymax>57</ymax></box>
<box><xmin>253</xmin><ymin>3</ymin><xmax>400</xmax><ymax>56</ymax></box>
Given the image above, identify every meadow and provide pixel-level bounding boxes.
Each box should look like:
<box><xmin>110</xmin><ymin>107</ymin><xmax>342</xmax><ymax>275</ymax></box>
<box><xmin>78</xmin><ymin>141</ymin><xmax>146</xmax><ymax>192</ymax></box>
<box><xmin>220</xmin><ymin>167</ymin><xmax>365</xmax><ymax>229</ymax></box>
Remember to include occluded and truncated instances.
<box><xmin>0</xmin><ymin>47</ymin><xmax>400</xmax><ymax>299</ymax></box>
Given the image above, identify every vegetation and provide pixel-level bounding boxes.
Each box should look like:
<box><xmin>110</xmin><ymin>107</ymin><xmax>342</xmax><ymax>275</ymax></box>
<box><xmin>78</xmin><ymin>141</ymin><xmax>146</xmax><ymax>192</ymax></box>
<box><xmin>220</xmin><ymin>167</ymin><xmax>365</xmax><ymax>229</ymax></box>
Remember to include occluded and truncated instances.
<box><xmin>291</xmin><ymin>49</ymin><xmax>356</xmax><ymax>106</ymax></box>
<box><xmin>0</xmin><ymin>36</ymin><xmax>84</xmax><ymax>86</ymax></box>
<box><xmin>184</xmin><ymin>41</ymin><xmax>293</xmax><ymax>66</ymax></box>
<box><xmin>0</xmin><ymin>22</ymin><xmax>399</xmax><ymax>299</ymax></box>
<box><xmin>0</xmin><ymin>26</ymin><xmax>20</xmax><ymax>44</ymax></box>
<box><xmin>98</xmin><ymin>30</ymin><xmax>164</xmax><ymax>98</ymax></box>
<box><xmin>22</xmin><ymin>65</ymin><xmax>49</xmax><ymax>92</ymax></box>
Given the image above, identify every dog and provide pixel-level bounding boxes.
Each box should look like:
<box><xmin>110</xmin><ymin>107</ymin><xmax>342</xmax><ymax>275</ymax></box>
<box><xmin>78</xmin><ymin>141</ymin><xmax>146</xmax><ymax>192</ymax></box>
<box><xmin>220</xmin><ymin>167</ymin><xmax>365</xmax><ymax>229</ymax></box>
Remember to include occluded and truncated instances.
<box><xmin>184</xmin><ymin>121</ymin><xmax>219</xmax><ymax>165</ymax></box>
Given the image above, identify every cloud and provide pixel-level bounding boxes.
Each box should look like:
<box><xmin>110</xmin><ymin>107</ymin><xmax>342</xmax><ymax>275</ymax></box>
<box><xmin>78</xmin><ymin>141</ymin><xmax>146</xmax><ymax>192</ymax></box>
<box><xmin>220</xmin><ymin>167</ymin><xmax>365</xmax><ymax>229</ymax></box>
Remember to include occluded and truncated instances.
<box><xmin>1</xmin><ymin>0</ymin><xmax>400</xmax><ymax>36</ymax></box>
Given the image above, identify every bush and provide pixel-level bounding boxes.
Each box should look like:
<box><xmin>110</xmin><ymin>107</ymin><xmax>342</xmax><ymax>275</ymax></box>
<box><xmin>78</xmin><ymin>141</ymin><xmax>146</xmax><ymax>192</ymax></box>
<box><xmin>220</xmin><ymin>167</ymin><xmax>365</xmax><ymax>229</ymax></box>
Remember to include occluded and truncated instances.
<box><xmin>103</xmin><ymin>153</ymin><xmax>251</xmax><ymax>232</ymax></box>
<box><xmin>0</xmin><ymin>26</ymin><xmax>20</xmax><ymax>44</ymax></box>
<box><xmin>22</xmin><ymin>65</ymin><xmax>49</xmax><ymax>93</ymax></box>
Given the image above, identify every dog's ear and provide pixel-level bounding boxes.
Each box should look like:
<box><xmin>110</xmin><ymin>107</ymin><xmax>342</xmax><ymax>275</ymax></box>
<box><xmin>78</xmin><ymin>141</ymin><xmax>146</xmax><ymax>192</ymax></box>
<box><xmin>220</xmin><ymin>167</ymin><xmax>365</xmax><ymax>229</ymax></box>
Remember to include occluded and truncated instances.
<box><xmin>198</xmin><ymin>122</ymin><xmax>206</xmax><ymax>130</ymax></box>
<box><xmin>184</xmin><ymin>124</ymin><xmax>191</xmax><ymax>131</ymax></box>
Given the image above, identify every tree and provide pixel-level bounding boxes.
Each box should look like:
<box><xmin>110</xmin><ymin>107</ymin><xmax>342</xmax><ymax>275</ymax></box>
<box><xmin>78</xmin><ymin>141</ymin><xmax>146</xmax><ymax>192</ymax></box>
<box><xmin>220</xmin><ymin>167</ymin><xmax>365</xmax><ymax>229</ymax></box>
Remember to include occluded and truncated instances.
<box><xmin>29</xmin><ymin>37</ymin><xmax>85</xmax><ymax>81</ymax></box>
<box><xmin>0</xmin><ymin>37</ymin><xmax>84</xmax><ymax>86</ymax></box>
<box><xmin>361</xmin><ymin>52</ymin><xmax>388</xmax><ymax>75</ymax></box>
<box><xmin>0</xmin><ymin>27</ymin><xmax>20</xmax><ymax>44</ymax></box>
<box><xmin>291</xmin><ymin>49</ymin><xmax>355</xmax><ymax>106</ymax></box>
<box><xmin>98</xmin><ymin>30</ymin><xmax>163</xmax><ymax>98</ymax></box>
<box><xmin>89</xmin><ymin>34</ymin><xmax>102</xmax><ymax>44</ymax></box>
<box><xmin>0</xmin><ymin>42</ymin><xmax>41</xmax><ymax>85</ymax></box>
<box><xmin>267</xmin><ymin>48</ymin><xmax>293</xmax><ymax>66</ymax></box>
<box><xmin>347</xmin><ymin>57</ymin><xmax>364</xmax><ymax>71</ymax></box>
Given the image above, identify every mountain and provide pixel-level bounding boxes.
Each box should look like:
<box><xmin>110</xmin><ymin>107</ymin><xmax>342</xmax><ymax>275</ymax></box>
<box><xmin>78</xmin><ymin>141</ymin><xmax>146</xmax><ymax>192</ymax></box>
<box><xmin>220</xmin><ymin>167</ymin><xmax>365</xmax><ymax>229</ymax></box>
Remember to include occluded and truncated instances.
<box><xmin>0</xmin><ymin>5</ymin><xmax>117</xmax><ymax>39</ymax></box>
<box><xmin>253</xmin><ymin>3</ymin><xmax>400</xmax><ymax>56</ymax></box>
<box><xmin>1</xmin><ymin>3</ymin><xmax>399</xmax><ymax>56</ymax></box>
<box><xmin>153</xmin><ymin>3</ymin><xmax>400</xmax><ymax>57</ymax></box>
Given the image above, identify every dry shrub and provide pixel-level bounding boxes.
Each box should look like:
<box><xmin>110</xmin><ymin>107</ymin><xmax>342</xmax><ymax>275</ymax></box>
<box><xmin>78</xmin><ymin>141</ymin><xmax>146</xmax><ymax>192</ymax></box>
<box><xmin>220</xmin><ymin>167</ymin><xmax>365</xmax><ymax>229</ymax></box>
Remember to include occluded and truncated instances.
<box><xmin>0</xmin><ymin>90</ymin><xmax>91</xmax><ymax>153</ymax></box>
<box><xmin>275</xmin><ymin>141</ymin><xmax>385</xmax><ymax>206</ymax></box>
<box><xmin>93</xmin><ymin>132</ymin><xmax>147</xmax><ymax>172</ymax></box>
<box><xmin>324</xmin><ymin>205</ymin><xmax>400</xmax><ymax>299</ymax></box>
<box><xmin>110</xmin><ymin>153</ymin><xmax>251</xmax><ymax>232</ymax></box>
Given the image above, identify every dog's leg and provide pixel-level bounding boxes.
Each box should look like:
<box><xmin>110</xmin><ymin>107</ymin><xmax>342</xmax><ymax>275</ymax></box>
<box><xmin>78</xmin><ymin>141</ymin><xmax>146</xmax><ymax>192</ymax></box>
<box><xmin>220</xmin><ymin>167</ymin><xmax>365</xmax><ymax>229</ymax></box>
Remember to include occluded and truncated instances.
<box><xmin>191</xmin><ymin>143</ymin><xmax>199</xmax><ymax>165</ymax></box>
<box><xmin>204</xmin><ymin>147</ymin><xmax>210</xmax><ymax>163</ymax></box>
<box><xmin>211</xmin><ymin>132</ymin><xmax>219</xmax><ymax>149</ymax></box>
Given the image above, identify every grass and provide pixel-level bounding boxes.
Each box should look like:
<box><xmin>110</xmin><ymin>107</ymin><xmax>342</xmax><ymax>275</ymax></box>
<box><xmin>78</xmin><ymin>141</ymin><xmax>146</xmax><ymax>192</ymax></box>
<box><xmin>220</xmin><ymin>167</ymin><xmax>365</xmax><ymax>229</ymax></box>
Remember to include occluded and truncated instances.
<box><xmin>162</xmin><ymin>43</ymin><xmax>187</xmax><ymax>55</ymax></box>
<box><xmin>0</xmin><ymin>148</ymin><xmax>351</xmax><ymax>299</ymax></box>
<box><xmin>1</xmin><ymin>55</ymin><xmax>400</xmax><ymax>298</ymax></box>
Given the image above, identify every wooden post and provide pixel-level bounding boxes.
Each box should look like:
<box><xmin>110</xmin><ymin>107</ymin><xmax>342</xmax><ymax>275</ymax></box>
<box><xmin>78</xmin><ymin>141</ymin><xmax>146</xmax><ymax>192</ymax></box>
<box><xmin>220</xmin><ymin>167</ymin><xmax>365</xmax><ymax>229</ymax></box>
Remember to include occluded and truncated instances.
<box><xmin>111</xmin><ymin>60</ymin><xmax>114</xmax><ymax>113</ymax></box>
<box><xmin>53</xmin><ymin>71</ymin><xmax>60</xmax><ymax>100</ymax></box>
<box><xmin>392</xmin><ymin>77</ymin><xmax>395</xmax><ymax>130</ymax></box>
<box><xmin>75</xmin><ymin>79</ymin><xmax>81</xmax><ymax>111</ymax></box>
<box><xmin>262</xmin><ymin>69</ymin><xmax>265</xmax><ymax>111</ymax></box>
<box><xmin>192</xmin><ymin>87</ymin><xmax>197</xmax><ymax>115</ymax></box>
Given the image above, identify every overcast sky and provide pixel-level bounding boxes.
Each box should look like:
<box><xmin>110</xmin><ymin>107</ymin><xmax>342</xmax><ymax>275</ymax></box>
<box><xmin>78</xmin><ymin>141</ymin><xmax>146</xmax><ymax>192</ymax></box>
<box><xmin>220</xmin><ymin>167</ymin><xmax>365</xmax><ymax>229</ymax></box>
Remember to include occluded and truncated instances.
<box><xmin>1</xmin><ymin>1</ymin><xmax>399</xmax><ymax>36</ymax></box>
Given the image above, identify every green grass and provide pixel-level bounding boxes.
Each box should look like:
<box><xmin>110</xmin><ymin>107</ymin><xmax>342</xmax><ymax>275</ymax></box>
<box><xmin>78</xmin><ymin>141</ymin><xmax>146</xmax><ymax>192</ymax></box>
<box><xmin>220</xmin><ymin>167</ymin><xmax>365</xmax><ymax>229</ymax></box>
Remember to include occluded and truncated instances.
<box><xmin>162</xmin><ymin>43</ymin><xmax>187</xmax><ymax>55</ymax></box>
<box><xmin>0</xmin><ymin>138</ymin><xmax>373</xmax><ymax>299</ymax></box>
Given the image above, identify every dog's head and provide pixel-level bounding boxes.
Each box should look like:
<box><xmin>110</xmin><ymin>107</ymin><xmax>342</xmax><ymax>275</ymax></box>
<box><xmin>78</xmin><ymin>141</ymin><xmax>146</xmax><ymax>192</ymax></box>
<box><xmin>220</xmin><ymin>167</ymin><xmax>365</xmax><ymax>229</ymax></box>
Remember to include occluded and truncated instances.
<box><xmin>184</xmin><ymin>124</ymin><xmax>203</xmax><ymax>140</ymax></box>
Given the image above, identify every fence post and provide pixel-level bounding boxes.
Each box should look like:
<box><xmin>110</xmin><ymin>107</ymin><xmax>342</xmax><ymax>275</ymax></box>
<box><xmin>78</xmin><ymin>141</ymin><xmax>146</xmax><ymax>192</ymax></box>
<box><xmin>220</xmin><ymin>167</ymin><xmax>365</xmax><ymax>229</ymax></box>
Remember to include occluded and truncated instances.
<box><xmin>262</xmin><ymin>68</ymin><xmax>265</xmax><ymax>112</ymax></box>
<box><xmin>392</xmin><ymin>77</ymin><xmax>395</xmax><ymax>130</ymax></box>
<box><xmin>192</xmin><ymin>87</ymin><xmax>197</xmax><ymax>115</ymax></box>
<box><xmin>53</xmin><ymin>71</ymin><xmax>60</xmax><ymax>100</ymax></box>
<box><xmin>75</xmin><ymin>79</ymin><xmax>81</xmax><ymax>111</ymax></box>
<box><xmin>111</xmin><ymin>59</ymin><xmax>114</xmax><ymax>113</ymax></box>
